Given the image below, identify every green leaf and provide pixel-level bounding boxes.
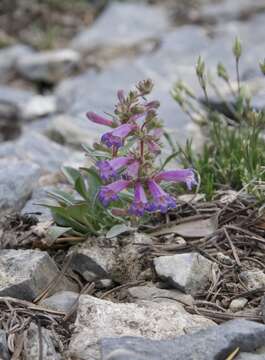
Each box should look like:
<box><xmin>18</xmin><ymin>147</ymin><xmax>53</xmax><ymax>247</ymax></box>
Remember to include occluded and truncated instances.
<box><xmin>62</xmin><ymin>166</ymin><xmax>81</xmax><ymax>185</ymax></box>
<box><xmin>106</xmin><ymin>224</ymin><xmax>133</xmax><ymax>239</ymax></box>
<box><xmin>75</xmin><ymin>176</ymin><xmax>88</xmax><ymax>199</ymax></box>
<box><xmin>47</xmin><ymin>225</ymin><xmax>72</xmax><ymax>240</ymax></box>
<box><xmin>47</xmin><ymin>189</ymin><xmax>76</xmax><ymax>206</ymax></box>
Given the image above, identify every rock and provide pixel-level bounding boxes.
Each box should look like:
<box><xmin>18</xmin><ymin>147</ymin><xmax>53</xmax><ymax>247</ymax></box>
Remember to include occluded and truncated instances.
<box><xmin>0</xmin><ymin>158</ymin><xmax>41</xmax><ymax>214</ymax></box>
<box><xmin>45</xmin><ymin>114</ymin><xmax>99</xmax><ymax>149</ymax></box>
<box><xmin>0</xmin><ymin>85</ymin><xmax>34</xmax><ymax>120</ymax></box>
<box><xmin>0</xmin><ymin>132</ymin><xmax>74</xmax><ymax>173</ymax></box>
<box><xmin>127</xmin><ymin>285</ymin><xmax>193</xmax><ymax>306</ymax></box>
<box><xmin>0</xmin><ymin>44</ymin><xmax>33</xmax><ymax>83</ymax></box>
<box><xmin>154</xmin><ymin>252</ymin><xmax>214</xmax><ymax>296</ymax></box>
<box><xmin>0</xmin><ymin>85</ymin><xmax>56</xmax><ymax>127</ymax></box>
<box><xmin>71</xmin><ymin>2</ymin><xmax>170</xmax><ymax>56</ymax></box>
<box><xmin>17</xmin><ymin>49</ymin><xmax>80</xmax><ymax>83</ymax></box>
<box><xmin>240</xmin><ymin>270</ymin><xmax>265</xmax><ymax>291</ymax></box>
<box><xmin>100</xmin><ymin>319</ymin><xmax>265</xmax><ymax>360</ymax></box>
<box><xmin>69</xmin><ymin>238</ymin><xmax>117</xmax><ymax>276</ymax></box>
<box><xmin>229</xmin><ymin>297</ymin><xmax>248</xmax><ymax>312</ymax></box>
<box><xmin>21</xmin><ymin>186</ymin><xmax>54</xmax><ymax>222</ymax></box>
<box><xmin>0</xmin><ymin>249</ymin><xmax>78</xmax><ymax>301</ymax></box>
<box><xmin>20</xmin><ymin>95</ymin><xmax>56</xmax><ymax>120</ymax></box>
<box><xmin>40</xmin><ymin>291</ymin><xmax>79</xmax><ymax>313</ymax></box>
<box><xmin>23</xmin><ymin>322</ymin><xmax>61</xmax><ymax>360</ymax></box>
<box><xmin>198</xmin><ymin>0</ymin><xmax>265</xmax><ymax>23</ymax></box>
<box><xmin>69</xmin><ymin>295</ymin><xmax>214</xmax><ymax>359</ymax></box>
<box><xmin>0</xmin><ymin>329</ymin><xmax>10</xmax><ymax>360</ymax></box>
<box><xmin>67</xmin><ymin>249</ymin><xmax>113</xmax><ymax>288</ymax></box>
<box><xmin>56</xmin><ymin>26</ymin><xmax>209</xmax><ymax>137</ymax></box>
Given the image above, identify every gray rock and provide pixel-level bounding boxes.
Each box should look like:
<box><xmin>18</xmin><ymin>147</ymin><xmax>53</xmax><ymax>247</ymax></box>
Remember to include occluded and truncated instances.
<box><xmin>21</xmin><ymin>186</ymin><xmax>54</xmax><ymax>222</ymax></box>
<box><xmin>20</xmin><ymin>95</ymin><xmax>56</xmax><ymax>121</ymax></box>
<box><xmin>0</xmin><ymin>329</ymin><xmax>10</xmax><ymax>360</ymax></box>
<box><xmin>229</xmin><ymin>297</ymin><xmax>248</xmax><ymax>312</ymax></box>
<box><xmin>67</xmin><ymin>249</ymin><xmax>113</xmax><ymax>288</ymax></box>
<box><xmin>240</xmin><ymin>270</ymin><xmax>265</xmax><ymax>291</ymax></box>
<box><xmin>69</xmin><ymin>295</ymin><xmax>214</xmax><ymax>359</ymax></box>
<box><xmin>0</xmin><ymin>132</ymin><xmax>74</xmax><ymax>172</ymax></box>
<box><xmin>199</xmin><ymin>0</ymin><xmax>265</xmax><ymax>23</ymax></box>
<box><xmin>0</xmin><ymin>158</ymin><xmax>41</xmax><ymax>213</ymax></box>
<box><xmin>0</xmin><ymin>249</ymin><xmax>78</xmax><ymax>301</ymax></box>
<box><xmin>100</xmin><ymin>319</ymin><xmax>265</xmax><ymax>360</ymax></box>
<box><xmin>69</xmin><ymin>238</ymin><xmax>117</xmax><ymax>276</ymax></box>
<box><xmin>16</xmin><ymin>49</ymin><xmax>80</xmax><ymax>83</ymax></box>
<box><xmin>0</xmin><ymin>44</ymin><xmax>33</xmax><ymax>83</ymax></box>
<box><xmin>40</xmin><ymin>291</ymin><xmax>79</xmax><ymax>313</ymax></box>
<box><xmin>71</xmin><ymin>2</ymin><xmax>170</xmax><ymax>55</ymax></box>
<box><xmin>45</xmin><ymin>114</ymin><xmax>100</xmax><ymax>149</ymax></box>
<box><xmin>56</xmin><ymin>26</ymin><xmax>210</xmax><ymax>133</ymax></box>
<box><xmin>0</xmin><ymin>86</ymin><xmax>56</xmax><ymax>123</ymax></box>
<box><xmin>154</xmin><ymin>253</ymin><xmax>214</xmax><ymax>296</ymax></box>
<box><xmin>23</xmin><ymin>322</ymin><xmax>61</xmax><ymax>360</ymax></box>
<box><xmin>127</xmin><ymin>285</ymin><xmax>193</xmax><ymax>306</ymax></box>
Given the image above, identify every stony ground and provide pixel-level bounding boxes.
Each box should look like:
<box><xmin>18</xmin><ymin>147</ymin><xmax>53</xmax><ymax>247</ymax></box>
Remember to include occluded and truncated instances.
<box><xmin>1</xmin><ymin>0</ymin><xmax>265</xmax><ymax>359</ymax></box>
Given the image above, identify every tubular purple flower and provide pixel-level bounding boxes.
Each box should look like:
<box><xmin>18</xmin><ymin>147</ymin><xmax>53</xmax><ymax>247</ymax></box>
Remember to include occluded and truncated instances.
<box><xmin>147</xmin><ymin>179</ymin><xmax>176</xmax><ymax>213</ymax></box>
<box><xmin>97</xmin><ymin>156</ymin><xmax>132</xmax><ymax>181</ymax></box>
<box><xmin>101</xmin><ymin>123</ymin><xmax>136</xmax><ymax>148</ymax></box>
<box><xmin>129</xmin><ymin>182</ymin><xmax>149</xmax><ymax>216</ymax></box>
<box><xmin>154</xmin><ymin>168</ymin><xmax>197</xmax><ymax>190</ymax></box>
<box><xmin>123</xmin><ymin>160</ymin><xmax>140</xmax><ymax>179</ymax></box>
<box><xmin>98</xmin><ymin>180</ymin><xmax>130</xmax><ymax>206</ymax></box>
<box><xmin>86</xmin><ymin>112</ymin><xmax>113</xmax><ymax>127</ymax></box>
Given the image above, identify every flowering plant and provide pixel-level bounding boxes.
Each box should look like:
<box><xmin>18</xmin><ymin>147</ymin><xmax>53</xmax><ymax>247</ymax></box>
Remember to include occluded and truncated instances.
<box><xmin>87</xmin><ymin>79</ymin><xmax>197</xmax><ymax>217</ymax></box>
<box><xmin>44</xmin><ymin>80</ymin><xmax>197</xmax><ymax>239</ymax></box>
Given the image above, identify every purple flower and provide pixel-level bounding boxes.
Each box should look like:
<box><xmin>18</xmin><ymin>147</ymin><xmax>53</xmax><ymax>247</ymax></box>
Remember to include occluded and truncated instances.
<box><xmin>97</xmin><ymin>156</ymin><xmax>132</xmax><ymax>181</ymax></box>
<box><xmin>123</xmin><ymin>160</ymin><xmax>140</xmax><ymax>179</ymax></box>
<box><xmin>101</xmin><ymin>124</ymin><xmax>136</xmax><ymax>148</ymax></box>
<box><xmin>98</xmin><ymin>180</ymin><xmax>130</xmax><ymax>206</ymax></box>
<box><xmin>129</xmin><ymin>182</ymin><xmax>149</xmax><ymax>216</ymax></box>
<box><xmin>155</xmin><ymin>169</ymin><xmax>197</xmax><ymax>190</ymax></box>
<box><xmin>86</xmin><ymin>112</ymin><xmax>113</xmax><ymax>127</ymax></box>
<box><xmin>147</xmin><ymin>180</ymin><xmax>176</xmax><ymax>213</ymax></box>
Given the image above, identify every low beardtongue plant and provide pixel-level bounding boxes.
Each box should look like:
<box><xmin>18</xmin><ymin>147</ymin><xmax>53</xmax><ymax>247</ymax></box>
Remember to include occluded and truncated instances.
<box><xmin>87</xmin><ymin>79</ymin><xmax>197</xmax><ymax>217</ymax></box>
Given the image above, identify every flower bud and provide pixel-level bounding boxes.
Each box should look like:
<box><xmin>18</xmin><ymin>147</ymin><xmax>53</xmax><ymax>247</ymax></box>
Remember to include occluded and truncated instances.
<box><xmin>217</xmin><ymin>63</ymin><xmax>229</xmax><ymax>82</ymax></box>
<box><xmin>233</xmin><ymin>37</ymin><xmax>242</xmax><ymax>60</ymax></box>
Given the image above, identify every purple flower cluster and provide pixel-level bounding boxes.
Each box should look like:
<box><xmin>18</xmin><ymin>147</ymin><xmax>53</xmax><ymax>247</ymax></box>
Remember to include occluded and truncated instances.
<box><xmin>86</xmin><ymin>79</ymin><xmax>197</xmax><ymax>216</ymax></box>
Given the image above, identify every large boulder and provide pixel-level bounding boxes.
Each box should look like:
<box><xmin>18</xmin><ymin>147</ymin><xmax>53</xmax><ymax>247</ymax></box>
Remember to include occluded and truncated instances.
<box><xmin>69</xmin><ymin>295</ymin><xmax>214</xmax><ymax>359</ymax></box>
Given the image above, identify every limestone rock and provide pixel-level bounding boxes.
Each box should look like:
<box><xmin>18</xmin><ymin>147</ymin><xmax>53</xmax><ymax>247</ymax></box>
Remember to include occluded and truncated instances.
<box><xmin>0</xmin><ymin>44</ymin><xmax>33</xmax><ymax>83</ymax></box>
<box><xmin>69</xmin><ymin>295</ymin><xmax>214</xmax><ymax>359</ymax></box>
<box><xmin>0</xmin><ymin>249</ymin><xmax>78</xmax><ymax>301</ymax></box>
<box><xmin>17</xmin><ymin>49</ymin><xmax>80</xmax><ymax>83</ymax></box>
<box><xmin>0</xmin><ymin>132</ymin><xmax>74</xmax><ymax>173</ymax></box>
<box><xmin>0</xmin><ymin>158</ymin><xmax>41</xmax><ymax>214</ymax></box>
<box><xmin>154</xmin><ymin>252</ymin><xmax>214</xmax><ymax>296</ymax></box>
<box><xmin>40</xmin><ymin>291</ymin><xmax>79</xmax><ymax>313</ymax></box>
<box><xmin>71</xmin><ymin>2</ymin><xmax>170</xmax><ymax>55</ymax></box>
